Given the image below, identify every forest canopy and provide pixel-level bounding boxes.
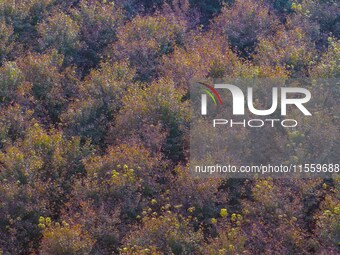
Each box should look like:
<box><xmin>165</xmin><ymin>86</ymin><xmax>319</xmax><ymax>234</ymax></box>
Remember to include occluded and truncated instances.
<box><xmin>0</xmin><ymin>0</ymin><xmax>339</xmax><ymax>254</ymax></box>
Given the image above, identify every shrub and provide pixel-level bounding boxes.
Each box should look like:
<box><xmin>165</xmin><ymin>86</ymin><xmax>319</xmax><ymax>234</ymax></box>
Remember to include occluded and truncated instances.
<box><xmin>38</xmin><ymin>12</ymin><xmax>81</xmax><ymax>63</ymax></box>
<box><xmin>0</xmin><ymin>61</ymin><xmax>23</xmax><ymax>103</ymax></box>
<box><xmin>40</xmin><ymin>221</ymin><xmax>94</xmax><ymax>255</ymax></box>
<box><xmin>241</xmin><ymin>179</ymin><xmax>316</xmax><ymax>254</ymax></box>
<box><xmin>254</xmin><ymin>27</ymin><xmax>316</xmax><ymax>76</ymax></box>
<box><xmin>17</xmin><ymin>51</ymin><xmax>72</xmax><ymax>122</ymax></box>
<box><xmin>0</xmin><ymin>123</ymin><xmax>91</xmax><ymax>216</ymax></box>
<box><xmin>168</xmin><ymin>165</ymin><xmax>225</xmax><ymax>222</ymax></box>
<box><xmin>202</xmin><ymin>227</ymin><xmax>246</xmax><ymax>255</ymax></box>
<box><xmin>111</xmin><ymin>143</ymin><xmax>163</xmax><ymax>174</ymax></box>
<box><xmin>77</xmin><ymin>0</ymin><xmax>123</xmax><ymax>48</ymax></box>
<box><xmin>314</xmin><ymin>178</ymin><xmax>340</xmax><ymax>253</ymax></box>
<box><xmin>62</xmin><ymin>60</ymin><xmax>135</xmax><ymax>144</ymax></box>
<box><xmin>302</xmin><ymin>0</ymin><xmax>339</xmax><ymax>39</ymax></box>
<box><xmin>115</xmin><ymin>0</ymin><xmax>165</xmax><ymax>15</ymax></box>
<box><xmin>0</xmin><ymin>20</ymin><xmax>13</xmax><ymax>63</ymax></box>
<box><xmin>0</xmin><ymin>0</ymin><xmax>52</xmax><ymax>43</ymax></box>
<box><xmin>113</xmin><ymin>77</ymin><xmax>189</xmax><ymax>161</ymax></box>
<box><xmin>283</xmin><ymin>110</ymin><xmax>338</xmax><ymax>165</ymax></box>
<box><xmin>123</xmin><ymin>211</ymin><xmax>203</xmax><ymax>254</ymax></box>
<box><xmin>83</xmin><ymin>142</ymin><xmax>164</xmax><ymax>195</ymax></box>
<box><xmin>72</xmin><ymin>0</ymin><xmax>123</xmax><ymax>69</ymax></box>
<box><xmin>112</xmin><ymin>14</ymin><xmax>187</xmax><ymax>81</ymax></box>
<box><xmin>269</xmin><ymin>0</ymin><xmax>293</xmax><ymax>14</ymax></box>
<box><xmin>0</xmin><ymin>104</ymin><xmax>33</xmax><ymax>148</ymax></box>
<box><xmin>189</xmin><ymin>0</ymin><xmax>225</xmax><ymax>23</ymax></box>
<box><xmin>120</xmin><ymin>245</ymin><xmax>162</xmax><ymax>254</ymax></box>
<box><xmin>213</xmin><ymin>0</ymin><xmax>279</xmax><ymax>54</ymax></box>
<box><xmin>71</xmin><ymin>161</ymin><xmax>145</xmax><ymax>243</ymax></box>
<box><xmin>162</xmin><ymin>31</ymin><xmax>271</xmax><ymax>88</ymax></box>
<box><xmin>70</xmin><ymin>161</ymin><xmax>143</xmax><ymax>254</ymax></box>
<box><xmin>0</xmin><ymin>180</ymin><xmax>51</xmax><ymax>254</ymax></box>
<box><xmin>310</xmin><ymin>37</ymin><xmax>340</xmax><ymax>78</ymax></box>
<box><xmin>79</xmin><ymin>140</ymin><xmax>168</xmax><ymax>214</ymax></box>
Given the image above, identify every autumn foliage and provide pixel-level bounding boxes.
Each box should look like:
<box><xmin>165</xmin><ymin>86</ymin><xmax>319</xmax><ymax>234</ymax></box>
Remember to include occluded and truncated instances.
<box><xmin>0</xmin><ymin>0</ymin><xmax>339</xmax><ymax>254</ymax></box>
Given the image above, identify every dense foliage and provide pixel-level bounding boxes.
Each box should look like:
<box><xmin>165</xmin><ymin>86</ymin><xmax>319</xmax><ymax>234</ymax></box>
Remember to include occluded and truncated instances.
<box><xmin>0</xmin><ymin>0</ymin><xmax>339</xmax><ymax>254</ymax></box>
